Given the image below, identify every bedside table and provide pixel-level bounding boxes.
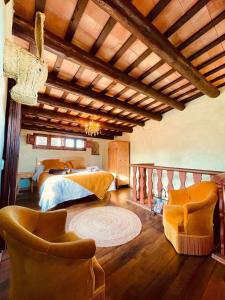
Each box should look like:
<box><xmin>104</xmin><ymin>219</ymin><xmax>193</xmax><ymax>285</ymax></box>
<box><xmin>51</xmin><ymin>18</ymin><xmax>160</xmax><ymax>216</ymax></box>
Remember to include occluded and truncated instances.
<box><xmin>16</xmin><ymin>172</ymin><xmax>34</xmax><ymax>193</ymax></box>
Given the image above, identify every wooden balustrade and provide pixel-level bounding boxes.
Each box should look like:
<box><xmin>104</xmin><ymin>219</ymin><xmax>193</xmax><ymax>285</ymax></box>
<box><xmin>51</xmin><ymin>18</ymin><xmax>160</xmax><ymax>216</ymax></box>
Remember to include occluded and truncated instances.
<box><xmin>131</xmin><ymin>164</ymin><xmax>225</xmax><ymax>264</ymax></box>
<box><xmin>131</xmin><ymin>164</ymin><xmax>222</xmax><ymax>208</ymax></box>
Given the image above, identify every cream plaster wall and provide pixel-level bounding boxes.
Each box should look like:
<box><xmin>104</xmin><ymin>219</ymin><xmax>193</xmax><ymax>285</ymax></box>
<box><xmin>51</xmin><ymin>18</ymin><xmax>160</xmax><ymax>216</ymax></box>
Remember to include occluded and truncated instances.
<box><xmin>18</xmin><ymin>130</ymin><xmax>111</xmax><ymax>173</ymax></box>
<box><xmin>130</xmin><ymin>87</ymin><xmax>225</xmax><ymax>171</ymax></box>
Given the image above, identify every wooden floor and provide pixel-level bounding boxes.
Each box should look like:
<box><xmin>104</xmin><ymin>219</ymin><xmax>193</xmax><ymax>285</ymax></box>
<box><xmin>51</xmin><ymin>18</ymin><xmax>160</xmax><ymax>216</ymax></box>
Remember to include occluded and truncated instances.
<box><xmin>1</xmin><ymin>188</ymin><xmax>225</xmax><ymax>300</ymax></box>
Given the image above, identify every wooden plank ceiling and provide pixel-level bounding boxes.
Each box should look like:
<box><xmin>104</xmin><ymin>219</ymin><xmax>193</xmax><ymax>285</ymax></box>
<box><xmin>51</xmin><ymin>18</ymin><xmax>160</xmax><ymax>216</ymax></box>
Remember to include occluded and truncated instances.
<box><xmin>13</xmin><ymin>0</ymin><xmax>225</xmax><ymax>139</ymax></box>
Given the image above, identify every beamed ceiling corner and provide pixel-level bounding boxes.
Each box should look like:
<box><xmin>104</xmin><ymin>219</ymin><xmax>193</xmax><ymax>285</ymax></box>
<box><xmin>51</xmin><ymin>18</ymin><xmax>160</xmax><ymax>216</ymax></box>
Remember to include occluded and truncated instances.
<box><xmin>11</xmin><ymin>0</ymin><xmax>225</xmax><ymax>138</ymax></box>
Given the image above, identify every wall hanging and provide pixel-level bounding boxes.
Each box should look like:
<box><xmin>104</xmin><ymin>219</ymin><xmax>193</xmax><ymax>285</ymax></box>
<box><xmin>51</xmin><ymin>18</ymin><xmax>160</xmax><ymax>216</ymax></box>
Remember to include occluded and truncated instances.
<box><xmin>86</xmin><ymin>140</ymin><xmax>100</xmax><ymax>155</ymax></box>
<box><xmin>3</xmin><ymin>12</ymin><xmax>48</xmax><ymax>105</ymax></box>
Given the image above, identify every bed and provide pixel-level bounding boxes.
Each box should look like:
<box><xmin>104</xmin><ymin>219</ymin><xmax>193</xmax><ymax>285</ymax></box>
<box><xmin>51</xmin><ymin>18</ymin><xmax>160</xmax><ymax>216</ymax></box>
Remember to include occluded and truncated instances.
<box><xmin>33</xmin><ymin>159</ymin><xmax>116</xmax><ymax>211</ymax></box>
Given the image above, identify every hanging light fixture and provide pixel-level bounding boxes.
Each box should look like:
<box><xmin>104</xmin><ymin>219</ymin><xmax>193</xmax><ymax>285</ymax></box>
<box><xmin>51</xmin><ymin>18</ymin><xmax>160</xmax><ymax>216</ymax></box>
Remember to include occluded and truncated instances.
<box><xmin>85</xmin><ymin>120</ymin><xmax>101</xmax><ymax>136</ymax></box>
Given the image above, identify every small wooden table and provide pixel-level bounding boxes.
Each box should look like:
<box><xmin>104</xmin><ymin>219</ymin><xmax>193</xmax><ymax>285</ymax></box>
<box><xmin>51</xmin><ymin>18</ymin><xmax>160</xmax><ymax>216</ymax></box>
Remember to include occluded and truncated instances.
<box><xmin>16</xmin><ymin>172</ymin><xmax>34</xmax><ymax>193</ymax></box>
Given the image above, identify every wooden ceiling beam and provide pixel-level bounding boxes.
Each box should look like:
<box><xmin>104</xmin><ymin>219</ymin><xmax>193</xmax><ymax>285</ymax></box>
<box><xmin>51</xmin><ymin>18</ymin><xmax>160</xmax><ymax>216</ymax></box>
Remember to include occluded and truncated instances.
<box><xmin>110</xmin><ymin>35</ymin><xmax>136</xmax><ymax>65</ymax></box>
<box><xmin>22</xmin><ymin>117</ymin><xmax>122</xmax><ymax>136</ymax></box>
<box><xmin>91</xmin><ymin>17</ymin><xmax>116</xmax><ymax>54</ymax></box>
<box><xmin>120</xmin><ymin>2</ymin><xmax>218</xmax><ymax>86</ymax></box>
<box><xmin>38</xmin><ymin>94</ymin><xmax>144</xmax><ymax>126</ymax></box>
<box><xmin>173</xmin><ymin>87</ymin><xmax>198</xmax><ymax>100</ymax></box>
<box><xmin>105</xmin><ymin>1</ymin><xmax>221</xmax><ymax>95</ymax></box>
<box><xmin>158</xmin><ymin>76</ymin><xmax>183</xmax><ymax>92</ymax></box>
<box><xmin>146</xmin><ymin>0</ymin><xmax>171</xmax><ymax>21</ymax></box>
<box><xmin>52</xmin><ymin>55</ymin><xmax>64</xmax><ymax>76</ymax></box>
<box><xmin>64</xmin><ymin>0</ymin><xmax>89</xmax><ymax>41</ymax></box>
<box><xmin>166</xmin><ymin>82</ymin><xmax>193</xmax><ymax>97</ymax></box>
<box><xmin>46</xmin><ymin>75</ymin><xmax>163</xmax><ymax>120</ymax></box>
<box><xmin>204</xmin><ymin>63</ymin><xmax>225</xmax><ymax>78</ymax></box>
<box><xmin>149</xmin><ymin>74</ymin><xmax>225</xmax><ymax>112</ymax></box>
<box><xmin>145</xmin><ymin>17</ymin><xmax>225</xmax><ymax>90</ymax></box>
<box><xmin>210</xmin><ymin>73</ymin><xmax>225</xmax><ymax>84</ymax></box>
<box><xmin>21</xmin><ymin>124</ymin><xmax>114</xmax><ymax>140</ymax></box>
<box><xmin>92</xmin><ymin>0</ymin><xmax>168</xmax><ymax>64</ymax></box>
<box><xmin>109</xmin><ymin>0</ymin><xmax>170</xmax><ymax>67</ymax></box>
<box><xmin>138</xmin><ymin>60</ymin><xmax>165</xmax><ymax>81</ymax></box>
<box><xmin>188</xmin><ymin>34</ymin><xmax>225</xmax><ymax>61</ymax></box>
<box><xmin>165</xmin><ymin>67</ymin><xmax>225</xmax><ymax>98</ymax></box>
<box><xmin>197</xmin><ymin>51</ymin><xmax>225</xmax><ymax>70</ymax></box>
<box><xmin>98</xmin><ymin>0</ymin><xmax>169</xmax><ymax>66</ymax></box>
<box><xmin>125</xmin><ymin>49</ymin><xmax>152</xmax><ymax>73</ymax></box>
<box><xmin>13</xmin><ymin>16</ymin><xmax>184</xmax><ymax>111</ymax></box>
<box><xmin>150</xmin><ymin>69</ymin><xmax>174</xmax><ymax>87</ymax></box>
<box><xmin>161</xmin><ymin>61</ymin><xmax>225</xmax><ymax>95</ymax></box>
<box><xmin>22</xmin><ymin>105</ymin><xmax>133</xmax><ymax>133</ymax></box>
<box><xmin>154</xmin><ymin>51</ymin><xmax>225</xmax><ymax>94</ymax></box>
<box><xmin>164</xmin><ymin>0</ymin><xmax>209</xmax><ymax>38</ymax></box>
<box><xmin>93</xmin><ymin>0</ymin><xmax>219</xmax><ymax>98</ymax></box>
<box><xmin>178</xmin><ymin>10</ymin><xmax>225</xmax><ymax>51</ymax></box>
<box><xmin>123</xmin><ymin>0</ymin><xmax>209</xmax><ymax>82</ymax></box>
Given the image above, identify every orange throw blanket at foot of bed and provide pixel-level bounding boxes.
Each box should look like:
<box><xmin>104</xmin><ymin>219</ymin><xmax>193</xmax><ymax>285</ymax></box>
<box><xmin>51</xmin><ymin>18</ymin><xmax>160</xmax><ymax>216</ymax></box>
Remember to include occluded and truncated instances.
<box><xmin>64</xmin><ymin>172</ymin><xmax>114</xmax><ymax>200</ymax></box>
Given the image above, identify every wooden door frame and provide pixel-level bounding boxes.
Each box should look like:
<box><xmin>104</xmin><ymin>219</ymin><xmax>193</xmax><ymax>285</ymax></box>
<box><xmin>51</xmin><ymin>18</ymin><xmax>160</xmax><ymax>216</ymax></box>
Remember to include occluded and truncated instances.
<box><xmin>0</xmin><ymin>79</ymin><xmax>21</xmax><ymax>250</ymax></box>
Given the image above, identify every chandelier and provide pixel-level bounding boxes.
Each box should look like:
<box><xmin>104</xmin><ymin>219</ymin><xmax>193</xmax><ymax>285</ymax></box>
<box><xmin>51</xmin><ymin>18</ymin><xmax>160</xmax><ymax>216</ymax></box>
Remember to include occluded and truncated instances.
<box><xmin>85</xmin><ymin>120</ymin><xmax>101</xmax><ymax>136</ymax></box>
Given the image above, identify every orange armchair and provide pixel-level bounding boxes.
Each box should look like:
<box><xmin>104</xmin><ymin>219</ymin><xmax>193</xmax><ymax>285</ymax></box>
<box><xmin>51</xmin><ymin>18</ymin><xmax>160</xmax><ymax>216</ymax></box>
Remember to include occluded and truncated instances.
<box><xmin>163</xmin><ymin>181</ymin><xmax>218</xmax><ymax>255</ymax></box>
<box><xmin>0</xmin><ymin>206</ymin><xmax>105</xmax><ymax>300</ymax></box>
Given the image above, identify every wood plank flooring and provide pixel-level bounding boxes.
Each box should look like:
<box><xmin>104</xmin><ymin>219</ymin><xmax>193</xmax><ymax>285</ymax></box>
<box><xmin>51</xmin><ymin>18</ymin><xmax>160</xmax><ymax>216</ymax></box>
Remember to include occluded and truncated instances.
<box><xmin>0</xmin><ymin>188</ymin><xmax>225</xmax><ymax>300</ymax></box>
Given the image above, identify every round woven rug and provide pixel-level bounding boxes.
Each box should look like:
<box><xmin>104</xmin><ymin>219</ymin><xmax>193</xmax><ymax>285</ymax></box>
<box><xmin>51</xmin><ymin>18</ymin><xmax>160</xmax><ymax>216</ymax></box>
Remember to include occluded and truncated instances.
<box><xmin>69</xmin><ymin>206</ymin><xmax>142</xmax><ymax>247</ymax></box>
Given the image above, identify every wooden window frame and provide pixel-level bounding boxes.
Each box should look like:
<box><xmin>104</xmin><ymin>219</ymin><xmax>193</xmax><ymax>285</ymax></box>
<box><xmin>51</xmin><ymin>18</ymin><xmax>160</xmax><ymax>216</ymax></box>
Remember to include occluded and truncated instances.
<box><xmin>32</xmin><ymin>134</ymin><xmax>86</xmax><ymax>151</ymax></box>
<box><xmin>33</xmin><ymin>134</ymin><xmax>49</xmax><ymax>149</ymax></box>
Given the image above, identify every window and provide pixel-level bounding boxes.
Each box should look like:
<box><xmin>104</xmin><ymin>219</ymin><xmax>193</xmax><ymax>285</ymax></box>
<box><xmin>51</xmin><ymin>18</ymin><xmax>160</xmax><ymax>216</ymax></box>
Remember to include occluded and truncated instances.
<box><xmin>76</xmin><ymin>139</ymin><xmax>85</xmax><ymax>149</ymax></box>
<box><xmin>33</xmin><ymin>134</ymin><xmax>86</xmax><ymax>151</ymax></box>
<box><xmin>35</xmin><ymin>135</ymin><xmax>48</xmax><ymax>146</ymax></box>
<box><xmin>65</xmin><ymin>138</ymin><xmax>75</xmax><ymax>148</ymax></box>
<box><xmin>51</xmin><ymin>137</ymin><xmax>64</xmax><ymax>147</ymax></box>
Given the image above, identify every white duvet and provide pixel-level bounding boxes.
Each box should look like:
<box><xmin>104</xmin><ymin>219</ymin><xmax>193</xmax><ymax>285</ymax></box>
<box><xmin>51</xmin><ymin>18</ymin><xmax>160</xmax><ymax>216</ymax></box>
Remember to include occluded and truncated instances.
<box><xmin>38</xmin><ymin>170</ymin><xmax>116</xmax><ymax>211</ymax></box>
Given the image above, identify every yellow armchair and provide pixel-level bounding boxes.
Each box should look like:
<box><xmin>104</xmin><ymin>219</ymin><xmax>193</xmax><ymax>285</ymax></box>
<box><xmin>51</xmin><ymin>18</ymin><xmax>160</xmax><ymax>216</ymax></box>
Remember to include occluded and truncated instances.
<box><xmin>0</xmin><ymin>206</ymin><xmax>105</xmax><ymax>300</ymax></box>
<box><xmin>163</xmin><ymin>181</ymin><xmax>218</xmax><ymax>255</ymax></box>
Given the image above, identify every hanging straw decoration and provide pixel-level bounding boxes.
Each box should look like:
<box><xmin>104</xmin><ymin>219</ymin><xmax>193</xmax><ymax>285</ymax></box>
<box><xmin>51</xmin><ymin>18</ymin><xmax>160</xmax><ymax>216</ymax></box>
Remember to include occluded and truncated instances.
<box><xmin>3</xmin><ymin>12</ymin><xmax>48</xmax><ymax>105</ymax></box>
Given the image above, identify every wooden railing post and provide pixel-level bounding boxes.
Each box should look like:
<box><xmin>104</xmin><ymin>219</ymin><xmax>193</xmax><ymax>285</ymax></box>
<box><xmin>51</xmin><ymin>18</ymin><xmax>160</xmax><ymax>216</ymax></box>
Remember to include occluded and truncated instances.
<box><xmin>139</xmin><ymin>167</ymin><xmax>145</xmax><ymax>204</ymax></box>
<box><xmin>193</xmin><ymin>173</ymin><xmax>202</xmax><ymax>184</ymax></box>
<box><xmin>143</xmin><ymin>168</ymin><xmax>147</xmax><ymax>198</ymax></box>
<box><xmin>137</xmin><ymin>167</ymin><xmax>141</xmax><ymax>200</ymax></box>
<box><xmin>156</xmin><ymin>169</ymin><xmax>163</xmax><ymax>198</ymax></box>
<box><xmin>167</xmin><ymin>170</ymin><xmax>174</xmax><ymax>191</ymax></box>
<box><xmin>132</xmin><ymin>166</ymin><xmax>137</xmax><ymax>202</ymax></box>
<box><xmin>179</xmin><ymin>171</ymin><xmax>187</xmax><ymax>188</ymax></box>
<box><xmin>147</xmin><ymin>168</ymin><xmax>153</xmax><ymax>209</ymax></box>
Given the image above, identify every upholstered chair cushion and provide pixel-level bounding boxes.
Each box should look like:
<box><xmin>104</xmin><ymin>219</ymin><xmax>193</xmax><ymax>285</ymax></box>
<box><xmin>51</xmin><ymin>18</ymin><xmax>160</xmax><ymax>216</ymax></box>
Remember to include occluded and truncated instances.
<box><xmin>163</xmin><ymin>181</ymin><xmax>218</xmax><ymax>255</ymax></box>
<box><xmin>0</xmin><ymin>206</ymin><xmax>105</xmax><ymax>300</ymax></box>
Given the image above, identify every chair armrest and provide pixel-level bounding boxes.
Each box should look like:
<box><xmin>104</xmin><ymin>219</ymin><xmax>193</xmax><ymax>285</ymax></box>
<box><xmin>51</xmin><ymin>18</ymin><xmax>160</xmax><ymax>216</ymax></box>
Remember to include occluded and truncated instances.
<box><xmin>184</xmin><ymin>197</ymin><xmax>216</xmax><ymax>213</ymax></box>
<box><xmin>35</xmin><ymin>209</ymin><xmax>67</xmax><ymax>239</ymax></box>
<box><xmin>163</xmin><ymin>204</ymin><xmax>185</xmax><ymax>232</ymax></box>
<box><xmin>168</xmin><ymin>188</ymin><xmax>188</xmax><ymax>205</ymax></box>
<box><xmin>184</xmin><ymin>196</ymin><xmax>217</xmax><ymax>235</ymax></box>
<box><xmin>48</xmin><ymin>238</ymin><xmax>96</xmax><ymax>259</ymax></box>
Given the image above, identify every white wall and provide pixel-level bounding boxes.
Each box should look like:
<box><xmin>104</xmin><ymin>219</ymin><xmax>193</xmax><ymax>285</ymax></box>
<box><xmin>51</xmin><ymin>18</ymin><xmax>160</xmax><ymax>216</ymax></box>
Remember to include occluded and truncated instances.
<box><xmin>130</xmin><ymin>87</ymin><xmax>225</xmax><ymax>171</ymax></box>
<box><xmin>18</xmin><ymin>130</ymin><xmax>111</xmax><ymax>173</ymax></box>
<box><xmin>0</xmin><ymin>0</ymin><xmax>13</xmax><ymax>189</ymax></box>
